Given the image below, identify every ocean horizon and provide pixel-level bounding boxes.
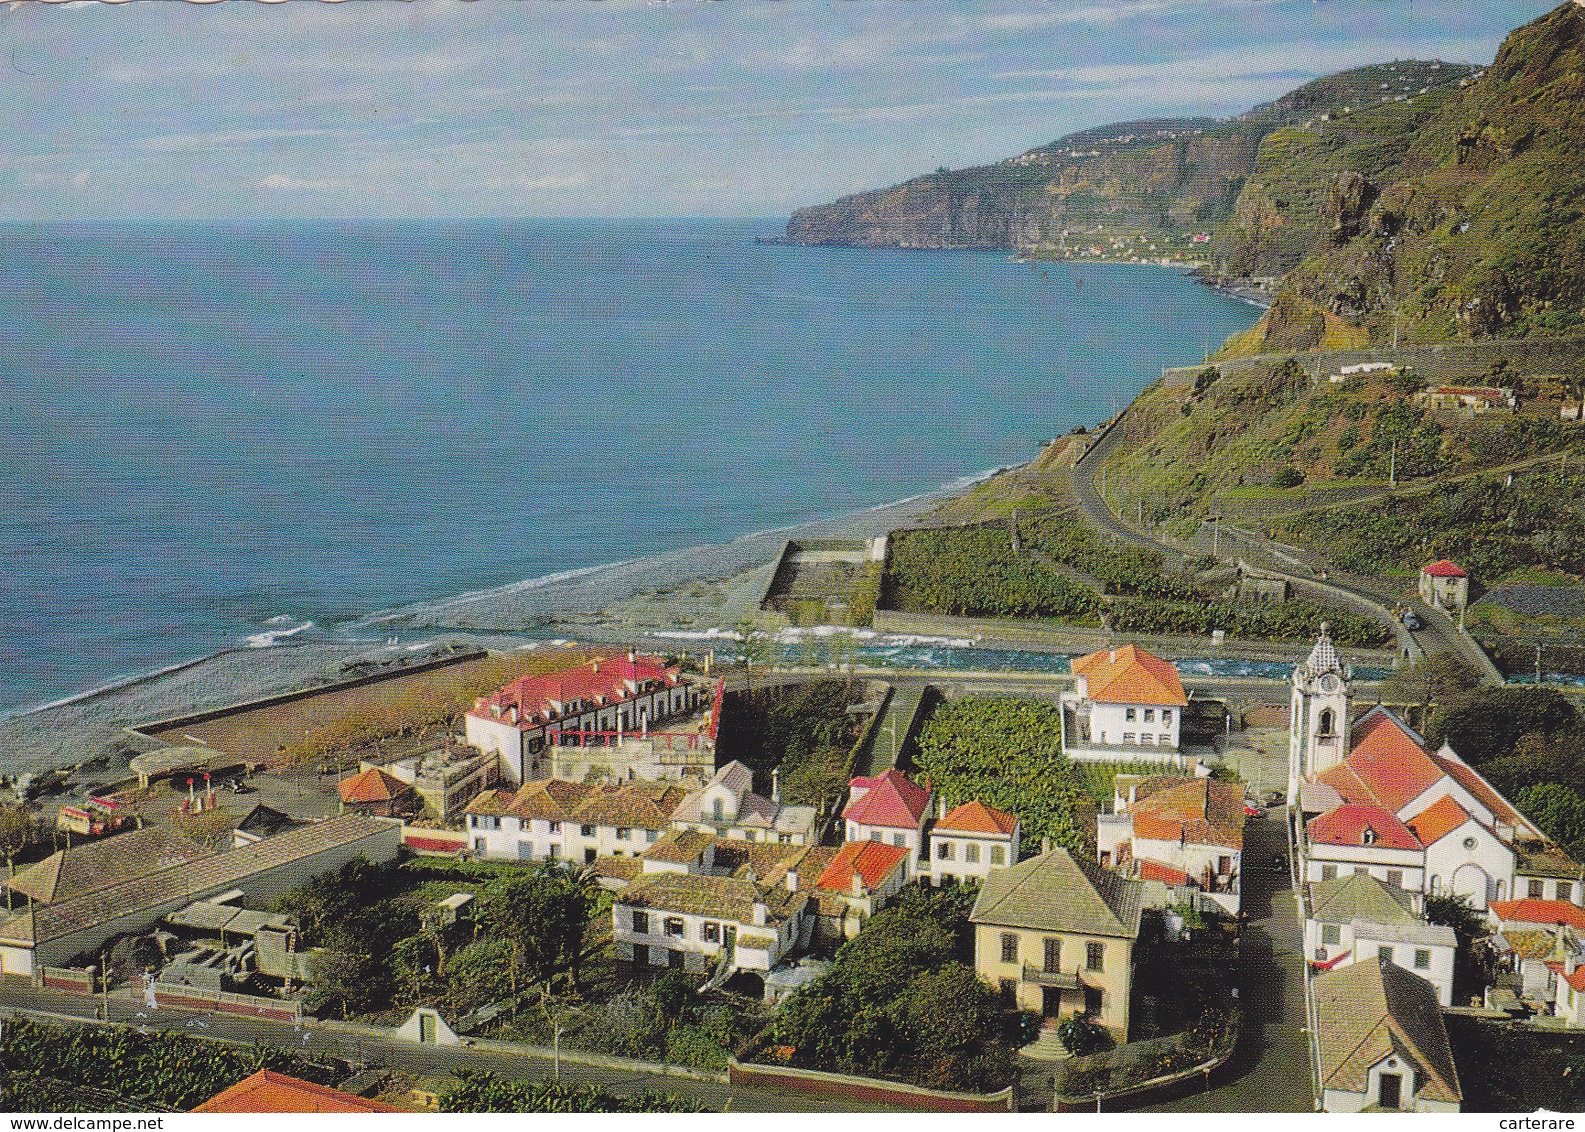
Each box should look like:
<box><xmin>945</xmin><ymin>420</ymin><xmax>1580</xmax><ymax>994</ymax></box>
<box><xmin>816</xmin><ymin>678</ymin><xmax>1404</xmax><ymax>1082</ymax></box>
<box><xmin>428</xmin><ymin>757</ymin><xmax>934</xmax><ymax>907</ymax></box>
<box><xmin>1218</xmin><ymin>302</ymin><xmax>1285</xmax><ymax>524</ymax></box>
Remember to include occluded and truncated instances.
<box><xmin>0</xmin><ymin>218</ymin><xmax>1259</xmax><ymax>714</ymax></box>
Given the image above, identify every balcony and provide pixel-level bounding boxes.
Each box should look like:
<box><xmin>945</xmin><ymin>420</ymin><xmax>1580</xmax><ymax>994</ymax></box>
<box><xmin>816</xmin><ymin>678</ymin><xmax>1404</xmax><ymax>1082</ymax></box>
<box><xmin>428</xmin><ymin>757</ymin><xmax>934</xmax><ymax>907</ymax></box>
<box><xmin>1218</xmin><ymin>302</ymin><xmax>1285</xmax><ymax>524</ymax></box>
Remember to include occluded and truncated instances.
<box><xmin>1022</xmin><ymin>963</ymin><xmax>1080</xmax><ymax>989</ymax></box>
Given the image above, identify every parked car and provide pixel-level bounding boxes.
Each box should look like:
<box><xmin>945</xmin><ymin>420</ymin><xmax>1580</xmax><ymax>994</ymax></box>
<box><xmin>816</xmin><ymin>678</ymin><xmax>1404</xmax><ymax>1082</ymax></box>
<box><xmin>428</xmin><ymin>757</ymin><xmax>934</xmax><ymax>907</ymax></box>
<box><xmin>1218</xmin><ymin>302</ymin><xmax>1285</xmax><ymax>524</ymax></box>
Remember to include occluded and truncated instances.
<box><xmin>1262</xmin><ymin>790</ymin><xmax>1284</xmax><ymax>807</ymax></box>
<box><xmin>1403</xmin><ymin>611</ymin><xmax>1421</xmax><ymax>630</ymax></box>
<box><xmin>1243</xmin><ymin>802</ymin><xmax>1263</xmax><ymax>817</ymax></box>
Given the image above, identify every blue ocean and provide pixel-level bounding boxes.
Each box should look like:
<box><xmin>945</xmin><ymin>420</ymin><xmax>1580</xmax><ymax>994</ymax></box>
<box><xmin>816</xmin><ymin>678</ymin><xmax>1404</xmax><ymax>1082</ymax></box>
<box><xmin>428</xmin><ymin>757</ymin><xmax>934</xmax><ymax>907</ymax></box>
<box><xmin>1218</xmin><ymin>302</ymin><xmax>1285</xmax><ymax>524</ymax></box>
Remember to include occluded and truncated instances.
<box><xmin>0</xmin><ymin>219</ymin><xmax>1258</xmax><ymax>714</ymax></box>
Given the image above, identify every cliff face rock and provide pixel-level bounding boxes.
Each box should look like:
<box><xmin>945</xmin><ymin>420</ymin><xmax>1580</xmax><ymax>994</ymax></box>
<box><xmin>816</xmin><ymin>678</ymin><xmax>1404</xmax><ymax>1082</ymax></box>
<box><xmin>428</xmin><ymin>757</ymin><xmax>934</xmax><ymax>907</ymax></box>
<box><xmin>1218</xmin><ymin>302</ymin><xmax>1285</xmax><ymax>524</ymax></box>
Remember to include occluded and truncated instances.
<box><xmin>786</xmin><ymin>63</ymin><xmax>1473</xmax><ymax>259</ymax></box>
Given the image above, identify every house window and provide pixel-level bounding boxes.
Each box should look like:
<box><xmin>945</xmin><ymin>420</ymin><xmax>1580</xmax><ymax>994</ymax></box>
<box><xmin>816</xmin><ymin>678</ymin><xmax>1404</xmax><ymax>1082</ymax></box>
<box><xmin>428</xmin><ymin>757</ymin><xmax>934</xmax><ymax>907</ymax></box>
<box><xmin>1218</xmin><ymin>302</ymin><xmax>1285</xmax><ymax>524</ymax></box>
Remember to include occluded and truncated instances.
<box><xmin>647</xmin><ymin>829</ymin><xmax>659</xmax><ymax>843</ymax></box>
<box><xmin>1531</xmin><ymin>879</ymin><xmax>1546</xmax><ymax>899</ymax></box>
<box><xmin>1378</xmin><ymin>945</ymin><xmax>1394</xmax><ymax>964</ymax></box>
<box><xmin>1141</xmin><ymin>734</ymin><xmax>1154</xmax><ymax>746</ymax></box>
<box><xmin>702</xmin><ymin>921</ymin><xmax>720</xmax><ymax>943</ymax></box>
<box><xmin>581</xmin><ymin>824</ymin><xmax>595</xmax><ymax>837</ymax></box>
<box><xmin>991</xmin><ymin>846</ymin><xmax>1006</xmax><ymax>866</ymax></box>
<box><xmin>1218</xmin><ymin>856</ymin><xmax>1232</xmax><ymax>876</ymax></box>
<box><xmin>712</xmin><ymin>798</ymin><xmax>724</xmax><ymax>822</ymax></box>
<box><xmin>1001</xmin><ymin>932</ymin><xmax>1019</xmax><ymax>963</ymax></box>
<box><xmin>1143</xmin><ymin>709</ymin><xmax>1154</xmax><ymax>723</ymax></box>
<box><xmin>517</xmin><ymin>842</ymin><xmax>535</xmax><ymax>861</ymax></box>
<box><xmin>548</xmin><ymin>821</ymin><xmax>562</xmax><ymax>834</ymax></box>
<box><xmin>1386</xmin><ymin>869</ymin><xmax>1403</xmax><ymax>888</ymax></box>
<box><xmin>1321</xmin><ymin>865</ymin><xmax>1337</xmax><ymax>881</ymax></box>
<box><xmin>1086</xmin><ymin>941</ymin><xmax>1104</xmax><ymax>972</ymax></box>
<box><xmin>1122</xmin><ymin>733</ymin><xmax>1136</xmax><ymax>745</ymax></box>
<box><xmin>617</xmin><ymin>828</ymin><xmax>632</xmax><ymax>841</ymax></box>
<box><xmin>870</xmin><ymin>830</ymin><xmax>882</xmax><ymax>842</ymax></box>
<box><xmin>1361</xmin><ymin>828</ymin><xmax>1376</xmax><ymax>846</ymax></box>
<box><xmin>1161</xmin><ymin>710</ymin><xmax>1172</xmax><ymax>725</ymax></box>
<box><xmin>892</xmin><ymin>833</ymin><xmax>906</xmax><ymax>848</ymax></box>
<box><xmin>664</xmin><ymin>917</ymin><xmax>685</xmax><ymax>938</ymax></box>
<box><xmin>473</xmin><ymin>838</ymin><xmax>487</xmax><ymax>852</ymax></box>
<box><xmin>1125</xmin><ymin>708</ymin><xmax>1137</xmax><ymax>722</ymax></box>
<box><xmin>966</xmin><ymin>843</ymin><xmax>981</xmax><ymax>864</ymax></box>
<box><xmin>778</xmin><ymin>834</ymin><xmax>793</xmax><ymax>844</ymax></box>
<box><xmin>1321</xmin><ymin>924</ymin><xmax>1341</xmax><ymax>946</ymax></box>
<box><xmin>938</xmin><ymin>842</ymin><xmax>955</xmax><ymax>860</ymax></box>
<box><xmin>1414</xmin><ymin>949</ymin><xmax>1430</xmax><ymax>970</ymax></box>
<box><xmin>1462</xmin><ymin>836</ymin><xmax>1478</xmax><ymax>850</ymax></box>
<box><xmin>632</xmin><ymin>911</ymin><xmax>649</xmax><ymax>934</ymax></box>
<box><xmin>1043</xmin><ymin>938</ymin><xmax>1062</xmax><ymax>972</ymax></box>
<box><xmin>549</xmin><ymin>844</ymin><xmax>561</xmax><ymax>859</ymax></box>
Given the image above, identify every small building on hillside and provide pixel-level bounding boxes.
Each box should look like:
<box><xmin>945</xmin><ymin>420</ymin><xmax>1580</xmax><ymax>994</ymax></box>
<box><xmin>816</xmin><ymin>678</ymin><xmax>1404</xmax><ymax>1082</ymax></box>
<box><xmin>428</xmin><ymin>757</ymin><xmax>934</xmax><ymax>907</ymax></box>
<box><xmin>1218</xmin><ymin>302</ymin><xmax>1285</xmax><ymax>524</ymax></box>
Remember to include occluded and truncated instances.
<box><xmin>669</xmin><ymin>760</ymin><xmax>817</xmax><ymax>846</ymax></box>
<box><xmin>928</xmin><ymin>800</ymin><xmax>1020</xmax><ymax>887</ymax></box>
<box><xmin>969</xmin><ymin>846</ymin><xmax>1143</xmax><ymax>1041</ymax></box>
<box><xmin>372</xmin><ymin>745</ymin><xmax>497</xmax><ymax>820</ymax></box>
<box><xmin>842</xmin><ymin>769</ymin><xmax>932</xmax><ymax>873</ymax></box>
<box><xmin>338</xmin><ymin>767</ymin><xmax>416</xmax><ymax>818</ymax></box>
<box><xmin>1313</xmin><ymin>957</ymin><xmax>1461</xmax><ymax>1112</ymax></box>
<box><xmin>1061</xmin><ymin>645</ymin><xmax>1188</xmax><ymax>762</ymax></box>
<box><xmin>1418</xmin><ymin>560</ymin><xmax>1469</xmax><ymax>612</ymax></box>
<box><xmin>1305</xmin><ymin>872</ymin><xmax>1456</xmax><ymax>1005</ymax></box>
<box><xmin>1420</xmin><ymin>385</ymin><xmax>1515</xmax><ymax>414</ymax></box>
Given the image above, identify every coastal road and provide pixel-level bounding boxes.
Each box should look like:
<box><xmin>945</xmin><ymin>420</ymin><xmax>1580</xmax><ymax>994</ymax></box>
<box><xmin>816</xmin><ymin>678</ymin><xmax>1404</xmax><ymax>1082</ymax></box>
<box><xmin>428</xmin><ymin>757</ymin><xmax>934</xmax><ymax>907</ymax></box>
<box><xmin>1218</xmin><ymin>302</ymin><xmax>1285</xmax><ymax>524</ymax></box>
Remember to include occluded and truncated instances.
<box><xmin>1141</xmin><ymin>808</ymin><xmax>1316</xmax><ymax>1113</ymax></box>
<box><xmin>0</xmin><ymin>985</ymin><xmax>898</xmax><ymax>1113</ymax></box>
<box><xmin>1068</xmin><ymin>412</ymin><xmax>1498</xmax><ymax>685</ymax></box>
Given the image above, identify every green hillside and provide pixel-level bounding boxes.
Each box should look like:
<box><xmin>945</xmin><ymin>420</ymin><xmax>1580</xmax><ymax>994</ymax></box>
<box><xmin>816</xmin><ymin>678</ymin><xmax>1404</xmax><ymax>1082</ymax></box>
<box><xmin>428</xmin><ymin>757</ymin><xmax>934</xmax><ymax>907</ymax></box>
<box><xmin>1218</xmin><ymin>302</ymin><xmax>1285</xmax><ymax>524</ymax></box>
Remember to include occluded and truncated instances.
<box><xmin>1231</xmin><ymin>2</ymin><xmax>1585</xmax><ymax>347</ymax></box>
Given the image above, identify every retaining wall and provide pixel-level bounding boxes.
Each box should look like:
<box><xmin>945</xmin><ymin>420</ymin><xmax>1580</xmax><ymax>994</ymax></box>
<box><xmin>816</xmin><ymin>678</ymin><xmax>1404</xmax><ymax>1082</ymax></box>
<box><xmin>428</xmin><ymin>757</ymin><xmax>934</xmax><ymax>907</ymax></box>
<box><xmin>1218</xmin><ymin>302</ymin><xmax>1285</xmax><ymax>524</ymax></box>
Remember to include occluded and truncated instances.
<box><xmin>728</xmin><ymin>1057</ymin><xmax>1016</xmax><ymax>1112</ymax></box>
<box><xmin>40</xmin><ymin>966</ymin><xmax>94</xmax><ymax>994</ymax></box>
<box><xmin>150</xmin><ymin>984</ymin><xmax>303</xmax><ymax>1022</ymax></box>
<box><xmin>1053</xmin><ymin>1043</ymin><xmax>1235</xmax><ymax>1111</ymax></box>
<box><xmin>1165</xmin><ymin>336</ymin><xmax>1585</xmax><ymax>387</ymax></box>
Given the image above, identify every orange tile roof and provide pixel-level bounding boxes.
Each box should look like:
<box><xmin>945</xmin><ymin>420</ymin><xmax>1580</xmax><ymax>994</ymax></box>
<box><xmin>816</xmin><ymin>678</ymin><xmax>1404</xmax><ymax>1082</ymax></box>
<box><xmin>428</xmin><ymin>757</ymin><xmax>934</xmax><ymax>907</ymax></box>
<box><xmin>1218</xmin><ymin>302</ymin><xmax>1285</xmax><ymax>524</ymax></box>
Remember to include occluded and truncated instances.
<box><xmin>1491</xmin><ymin>899</ymin><xmax>1585</xmax><ymax>932</ymax></box>
<box><xmin>338</xmin><ymin>767</ymin><xmax>409</xmax><ymax>805</ymax></box>
<box><xmin>1072</xmin><ymin>644</ymin><xmax>1187</xmax><ymax>707</ymax></box>
<box><xmin>1422</xmin><ymin>559</ymin><xmax>1467</xmax><ymax>578</ymax></box>
<box><xmin>1129</xmin><ymin>778</ymin><xmax>1244</xmax><ymax>850</ymax></box>
<box><xmin>194</xmin><ymin>1070</ymin><xmax>400</xmax><ymax>1113</ymax></box>
<box><xmin>1307</xmin><ymin>803</ymin><xmax>1423</xmax><ymax>851</ymax></box>
<box><xmin>815</xmin><ymin>840</ymin><xmax>908</xmax><ymax>893</ymax></box>
<box><xmin>1428</xmin><ymin>752</ymin><xmax>1532</xmax><ymax>834</ymax></box>
<box><xmin>934</xmin><ymin>800</ymin><xmax>1018</xmax><ymax>836</ymax></box>
<box><xmin>1337</xmin><ymin>709</ymin><xmax>1443</xmax><ymax>812</ymax></box>
<box><xmin>1406</xmin><ymin>795</ymin><xmax>1473</xmax><ymax>847</ymax></box>
<box><xmin>1549</xmin><ymin>962</ymin><xmax>1585</xmax><ymax>993</ymax></box>
<box><xmin>1137</xmin><ymin>858</ymin><xmax>1193</xmax><ymax>886</ymax></box>
<box><xmin>468</xmin><ymin>655</ymin><xmax>679</xmax><ymax>728</ymax></box>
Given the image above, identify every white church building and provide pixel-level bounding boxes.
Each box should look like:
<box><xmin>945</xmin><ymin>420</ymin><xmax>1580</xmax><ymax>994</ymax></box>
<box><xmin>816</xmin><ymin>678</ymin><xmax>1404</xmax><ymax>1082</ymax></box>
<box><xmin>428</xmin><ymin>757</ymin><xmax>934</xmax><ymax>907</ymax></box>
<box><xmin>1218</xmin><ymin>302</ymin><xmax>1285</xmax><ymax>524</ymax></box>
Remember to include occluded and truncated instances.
<box><xmin>1290</xmin><ymin>626</ymin><xmax>1582</xmax><ymax>911</ymax></box>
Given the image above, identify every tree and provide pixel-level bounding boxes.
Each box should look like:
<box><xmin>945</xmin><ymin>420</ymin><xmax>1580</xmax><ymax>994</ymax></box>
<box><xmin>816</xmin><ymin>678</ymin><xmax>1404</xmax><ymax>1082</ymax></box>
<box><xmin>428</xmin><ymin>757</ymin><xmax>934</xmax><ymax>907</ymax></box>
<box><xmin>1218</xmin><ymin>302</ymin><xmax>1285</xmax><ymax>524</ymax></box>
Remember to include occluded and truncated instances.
<box><xmin>1380</xmin><ymin>650</ymin><xmax>1481</xmax><ymax>725</ymax></box>
<box><xmin>736</xmin><ymin>615</ymin><xmax>775</xmax><ymax>696</ymax></box>
<box><xmin>1057</xmin><ymin>1015</ymin><xmax>1113</xmax><ymax>1056</ymax></box>
<box><xmin>476</xmin><ymin>866</ymin><xmax>592</xmax><ymax>994</ymax></box>
<box><xmin>306</xmin><ymin>938</ymin><xmax>389</xmax><ymax>1019</ymax></box>
<box><xmin>0</xmin><ymin>807</ymin><xmax>38</xmax><ymax>910</ymax></box>
<box><xmin>1516</xmin><ymin>783</ymin><xmax>1585</xmax><ymax>857</ymax></box>
<box><xmin>1429</xmin><ymin>685</ymin><xmax>1577</xmax><ymax>767</ymax></box>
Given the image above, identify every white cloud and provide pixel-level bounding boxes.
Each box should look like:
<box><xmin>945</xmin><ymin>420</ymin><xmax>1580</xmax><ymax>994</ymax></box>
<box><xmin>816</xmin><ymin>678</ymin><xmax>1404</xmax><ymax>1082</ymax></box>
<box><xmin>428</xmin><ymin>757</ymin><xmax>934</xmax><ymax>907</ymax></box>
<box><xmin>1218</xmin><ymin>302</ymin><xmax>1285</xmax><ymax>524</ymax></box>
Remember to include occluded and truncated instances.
<box><xmin>260</xmin><ymin>172</ymin><xmax>346</xmax><ymax>193</ymax></box>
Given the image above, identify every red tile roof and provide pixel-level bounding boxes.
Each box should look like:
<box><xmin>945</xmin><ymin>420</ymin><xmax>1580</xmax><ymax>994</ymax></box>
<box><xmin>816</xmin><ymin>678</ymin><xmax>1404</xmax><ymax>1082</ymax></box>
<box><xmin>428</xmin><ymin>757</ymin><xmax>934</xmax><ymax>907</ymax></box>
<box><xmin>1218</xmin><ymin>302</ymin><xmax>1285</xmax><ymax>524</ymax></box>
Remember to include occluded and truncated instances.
<box><xmin>403</xmin><ymin>835</ymin><xmax>466</xmax><ymax>854</ymax></box>
<box><xmin>1072</xmin><ymin>644</ymin><xmax>1187</xmax><ymax>707</ymax></box>
<box><xmin>815</xmin><ymin>840</ymin><xmax>908</xmax><ymax>893</ymax></box>
<box><xmin>1137</xmin><ymin>858</ymin><xmax>1193</xmax><ymax>886</ymax></box>
<box><xmin>1549</xmin><ymin>962</ymin><xmax>1585</xmax><ymax>993</ymax></box>
<box><xmin>1406</xmin><ymin>795</ymin><xmax>1473</xmax><ymax>846</ymax></box>
<box><xmin>844</xmin><ymin>769</ymin><xmax>931</xmax><ymax>830</ymax></box>
<box><xmin>1490</xmin><ymin>899</ymin><xmax>1585</xmax><ymax>931</ymax></box>
<box><xmin>935</xmin><ymin>800</ymin><xmax>1018</xmax><ymax>836</ymax></box>
<box><xmin>1422</xmin><ymin>559</ymin><xmax>1467</xmax><ymax>578</ymax></box>
<box><xmin>338</xmin><ymin>767</ymin><xmax>410</xmax><ymax>805</ymax></box>
<box><xmin>1307</xmin><ymin>803</ymin><xmax>1423</xmax><ymax>851</ymax></box>
<box><xmin>194</xmin><ymin>1070</ymin><xmax>401</xmax><ymax>1113</ymax></box>
<box><xmin>468</xmin><ymin>655</ymin><xmax>679</xmax><ymax>729</ymax></box>
<box><xmin>1336</xmin><ymin>710</ymin><xmax>1444</xmax><ymax>812</ymax></box>
<box><xmin>1428</xmin><ymin>752</ymin><xmax>1532</xmax><ymax>834</ymax></box>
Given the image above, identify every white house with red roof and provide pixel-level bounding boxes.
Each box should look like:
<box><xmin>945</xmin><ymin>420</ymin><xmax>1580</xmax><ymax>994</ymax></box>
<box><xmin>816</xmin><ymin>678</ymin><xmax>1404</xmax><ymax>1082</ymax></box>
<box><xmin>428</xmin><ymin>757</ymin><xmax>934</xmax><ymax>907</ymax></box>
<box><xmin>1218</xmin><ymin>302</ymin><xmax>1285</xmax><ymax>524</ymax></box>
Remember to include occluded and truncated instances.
<box><xmin>1292</xmin><ymin>629</ymin><xmax>1581</xmax><ymax>910</ymax></box>
<box><xmin>1418</xmin><ymin>560</ymin><xmax>1470</xmax><ymax>611</ymax></box>
<box><xmin>464</xmin><ymin>655</ymin><xmax>707</xmax><ymax>783</ymax></box>
<box><xmin>1062</xmin><ymin>645</ymin><xmax>1188</xmax><ymax>761</ymax></box>
<box><xmin>842</xmin><ymin>768</ymin><xmax>932</xmax><ymax>874</ymax></box>
<box><xmin>927</xmin><ymin>799</ymin><xmax>1020</xmax><ymax>887</ymax></box>
<box><xmin>812</xmin><ymin>839</ymin><xmax>911</xmax><ymax>940</ymax></box>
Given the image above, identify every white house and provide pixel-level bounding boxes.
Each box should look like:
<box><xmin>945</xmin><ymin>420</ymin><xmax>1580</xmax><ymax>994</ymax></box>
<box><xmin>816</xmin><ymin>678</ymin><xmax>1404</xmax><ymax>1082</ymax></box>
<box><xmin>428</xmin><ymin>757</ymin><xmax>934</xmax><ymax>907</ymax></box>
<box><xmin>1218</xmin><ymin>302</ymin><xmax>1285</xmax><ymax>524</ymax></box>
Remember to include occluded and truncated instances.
<box><xmin>842</xmin><ymin>769</ymin><xmax>932</xmax><ymax>873</ymax></box>
<box><xmin>928</xmin><ymin>800</ymin><xmax>1020</xmax><ymax>887</ymax></box>
<box><xmin>1306</xmin><ymin>872</ymin><xmax>1456</xmax><ymax>1006</ymax></box>
<box><xmin>669</xmin><ymin>761</ymin><xmax>817</xmax><ymax>846</ymax></box>
<box><xmin>1061</xmin><ymin>645</ymin><xmax>1187</xmax><ymax>760</ymax></box>
<box><xmin>1304</xmin><ymin>803</ymin><xmax>1426</xmax><ymax>902</ymax></box>
<box><xmin>612</xmin><ymin>871</ymin><xmax>810</xmax><ymax>975</ymax></box>
<box><xmin>811</xmin><ymin>839</ymin><xmax>911</xmax><ymax>942</ymax></box>
<box><xmin>1314</xmin><ymin>958</ymin><xmax>1461</xmax><ymax>1112</ymax></box>
<box><xmin>463</xmin><ymin>778</ymin><xmax>690</xmax><ymax>865</ymax></box>
<box><xmin>1417</xmin><ymin>560</ymin><xmax>1470</xmax><ymax>612</ymax></box>
<box><xmin>464</xmin><ymin>655</ymin><xmax>707</xmax><ymax>784</ymax></box>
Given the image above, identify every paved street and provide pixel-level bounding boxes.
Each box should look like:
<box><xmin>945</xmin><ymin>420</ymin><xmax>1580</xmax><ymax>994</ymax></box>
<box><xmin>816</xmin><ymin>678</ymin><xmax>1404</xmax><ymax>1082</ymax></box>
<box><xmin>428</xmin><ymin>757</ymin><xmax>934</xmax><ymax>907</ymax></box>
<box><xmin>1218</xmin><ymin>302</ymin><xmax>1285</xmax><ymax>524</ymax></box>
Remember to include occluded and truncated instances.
<box><xmin>0</xmin><ymin>984</ymin><xmax>897</xmax><ymax>1112</ymax></box>
<box><xmin>1142</xmin><ymin>809</ymin><xmax>1315</xmax><ymax>1112</ymax></box>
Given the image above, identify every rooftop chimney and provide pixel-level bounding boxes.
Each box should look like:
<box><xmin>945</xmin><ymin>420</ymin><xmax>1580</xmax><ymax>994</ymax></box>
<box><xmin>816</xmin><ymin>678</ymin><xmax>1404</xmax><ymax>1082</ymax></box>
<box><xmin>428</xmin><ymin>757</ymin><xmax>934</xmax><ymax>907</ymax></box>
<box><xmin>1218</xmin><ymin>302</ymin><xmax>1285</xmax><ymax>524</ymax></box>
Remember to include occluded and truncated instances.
<box><xmin>785</xmin><ymin>868</ymin><xmax>799</xmax><ymax>893</ymax></box>
<box><xmin>772</xmin><ymin>768</ymin><xmax>781</xmax><ymax>804</ymax></box>
<box><xmin>938</xmin><ymin>794</ymin><xmax>947</xmax><ymax>820</ymax></box>
<box><xmin>752</xmin><ymin>899</ymin><xmax>768</xmax><ymax>927</ymax></box>
<box><xmin>1109</xmin><ymin>648</ymin><xmax>1117</xmax><ymax>663</ymax></box>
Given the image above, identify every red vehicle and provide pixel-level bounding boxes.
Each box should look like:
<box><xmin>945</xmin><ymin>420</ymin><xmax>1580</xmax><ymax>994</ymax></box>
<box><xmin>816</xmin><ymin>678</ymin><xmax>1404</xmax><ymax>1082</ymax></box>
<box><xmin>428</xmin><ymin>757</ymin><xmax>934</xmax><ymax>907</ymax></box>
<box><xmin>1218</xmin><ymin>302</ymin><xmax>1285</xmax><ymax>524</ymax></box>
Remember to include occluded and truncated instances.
<box><xmin>1243</xmin><ymin>802</ymin><xmax>1263</xmax><ymax>817</ymax></box>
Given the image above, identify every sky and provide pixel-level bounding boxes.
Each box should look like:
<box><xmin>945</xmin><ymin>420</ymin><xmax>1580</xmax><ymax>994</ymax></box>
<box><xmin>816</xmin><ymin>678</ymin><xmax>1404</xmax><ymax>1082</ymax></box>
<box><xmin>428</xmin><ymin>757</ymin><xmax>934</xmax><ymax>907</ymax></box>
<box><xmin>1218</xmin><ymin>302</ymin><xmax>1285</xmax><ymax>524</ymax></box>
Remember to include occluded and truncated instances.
<box><xmin>0</xmin><ymin>0</ymin><xmax>1565</xmax><ymax>221</ymax></box>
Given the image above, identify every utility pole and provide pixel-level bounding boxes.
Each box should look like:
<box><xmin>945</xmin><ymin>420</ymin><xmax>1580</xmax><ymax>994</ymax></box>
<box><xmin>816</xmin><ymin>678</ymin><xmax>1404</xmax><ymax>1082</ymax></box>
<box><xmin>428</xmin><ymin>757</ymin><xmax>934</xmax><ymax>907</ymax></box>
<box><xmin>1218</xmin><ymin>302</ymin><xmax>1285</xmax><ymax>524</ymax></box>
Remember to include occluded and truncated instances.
<box><xmin>1537</xmin><ymin>643</ymin><xmax>1544</xmax><ymax>687</ymax></box>
<box><xmin>1389</xmin><ymin>440</ymin><xmax>1397</xmax><ymax>488</ymax></box>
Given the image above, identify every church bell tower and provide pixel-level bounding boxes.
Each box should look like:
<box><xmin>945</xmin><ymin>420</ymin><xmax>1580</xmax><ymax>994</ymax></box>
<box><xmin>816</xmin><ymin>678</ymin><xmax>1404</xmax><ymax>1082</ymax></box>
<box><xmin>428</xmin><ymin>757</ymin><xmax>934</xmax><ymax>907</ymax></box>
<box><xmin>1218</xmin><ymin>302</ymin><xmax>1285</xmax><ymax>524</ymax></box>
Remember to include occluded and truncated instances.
<box><xmin>1289</xmin><ymin>623</ymin><xmax>1351</xmax><ymax>802</ymax></box>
